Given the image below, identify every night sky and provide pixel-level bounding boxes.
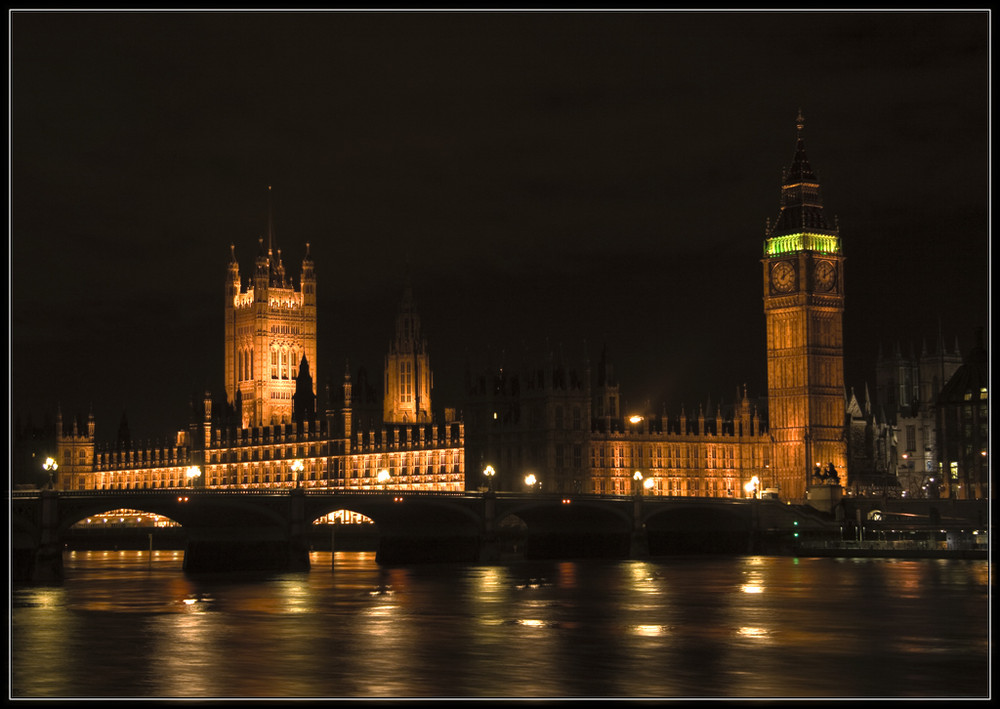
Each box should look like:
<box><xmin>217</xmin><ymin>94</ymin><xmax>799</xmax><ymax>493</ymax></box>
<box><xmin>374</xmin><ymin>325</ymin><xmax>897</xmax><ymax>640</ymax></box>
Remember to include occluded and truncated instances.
<box><xmin>11</xmin><ymin>10</ymin><xmax>990</xmax><ymax>443</ymax></box>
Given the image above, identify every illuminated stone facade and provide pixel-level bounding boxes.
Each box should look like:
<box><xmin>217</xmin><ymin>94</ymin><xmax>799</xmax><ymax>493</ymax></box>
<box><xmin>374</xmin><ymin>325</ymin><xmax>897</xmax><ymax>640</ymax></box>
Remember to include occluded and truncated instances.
<box><xmin>57</xmin><ymin>224</ymin><xmax>464</xmax><ymax>494</ymax></box>
<box><xmin>762</xmin><ymin>113</ymin><xmax>848</xmax><ymax>502</ymax></box>
<box><xmin>224</xmin><ymin>213</ymin><xmax>318</xmax><ymax>428</ymax></box>
<box><xmin>465</xmin><ymin>348</ymin><xmax>772</xmax><ymax>497</ymax></box>
<box><xmin>589</xmin><ymin>391</ymin><xmax>771</xmax><ymax>498</ymax></box>
<box><xmin>53</xmin><ymin>118</ymin><xmax>973</xmax><ymax>502</ymax></box>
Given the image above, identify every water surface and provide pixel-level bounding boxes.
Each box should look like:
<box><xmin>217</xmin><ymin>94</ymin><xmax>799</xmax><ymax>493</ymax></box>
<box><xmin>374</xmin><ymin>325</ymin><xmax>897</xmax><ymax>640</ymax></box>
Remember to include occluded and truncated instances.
<box><xmin>11</xmin><ymin>551</ymin><xmax>990</xmax><ymax>698</ymax></box>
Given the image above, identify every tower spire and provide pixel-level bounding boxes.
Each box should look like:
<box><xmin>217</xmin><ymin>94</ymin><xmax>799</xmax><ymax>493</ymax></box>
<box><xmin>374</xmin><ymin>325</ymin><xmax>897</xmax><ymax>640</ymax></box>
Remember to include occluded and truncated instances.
<box><xmin>267</xmin><ymin>184</ymin><xmax>274</xmax><ymax>257</ymax></box>
<box><xmin>764</xmin><ymin>110</ymin><xmax>837</xmax><ymax>250</ymax></box>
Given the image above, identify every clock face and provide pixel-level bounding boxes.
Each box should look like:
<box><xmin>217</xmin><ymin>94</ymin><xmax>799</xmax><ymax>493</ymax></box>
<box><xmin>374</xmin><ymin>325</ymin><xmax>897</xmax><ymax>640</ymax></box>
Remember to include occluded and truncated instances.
<box><xmin>814</xmin><ymin>261</ymin><xmax>836</xmax><ymax>292</ymax></box>
<box><xmin>770</xmin><ymin>261</ymin><xmax>795</xmax><ymax>293</ymax></box>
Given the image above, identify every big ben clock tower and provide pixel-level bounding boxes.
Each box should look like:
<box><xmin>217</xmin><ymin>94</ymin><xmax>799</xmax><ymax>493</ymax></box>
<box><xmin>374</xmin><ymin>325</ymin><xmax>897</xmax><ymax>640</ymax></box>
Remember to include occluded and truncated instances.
<box><xmin>763</xmin><ymin>112</ymin><xmax>847</xmax><ymax>502</ymax></box>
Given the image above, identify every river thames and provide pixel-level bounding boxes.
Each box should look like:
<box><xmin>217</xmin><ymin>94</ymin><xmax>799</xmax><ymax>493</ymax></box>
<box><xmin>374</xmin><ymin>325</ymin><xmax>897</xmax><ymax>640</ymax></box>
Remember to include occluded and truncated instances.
<box><xmin>10</xmin><ymin>551</ymin><xmax>990</xmax><ymax>699</ymax></box>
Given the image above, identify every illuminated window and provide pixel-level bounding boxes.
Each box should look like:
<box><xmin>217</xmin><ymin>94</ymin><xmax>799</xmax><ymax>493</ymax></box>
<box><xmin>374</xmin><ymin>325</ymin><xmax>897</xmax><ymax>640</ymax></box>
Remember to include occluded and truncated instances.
<box><xmin>271</xmin><ymin>349</ymin><xmax>278</xmax><ymax>379</ymax></box>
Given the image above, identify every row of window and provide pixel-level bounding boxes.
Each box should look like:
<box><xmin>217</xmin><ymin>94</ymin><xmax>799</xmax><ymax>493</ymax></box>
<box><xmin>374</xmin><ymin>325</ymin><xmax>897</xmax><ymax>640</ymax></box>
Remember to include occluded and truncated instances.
<box><xmin>592</xmin><ymin>476</ymin><xmax>739</xmax><ymax>496</ymax></box>
<box><xmin>591</xmin><ymin>444</ymin><xmax>768</xmax><ymax>469</ymax></box>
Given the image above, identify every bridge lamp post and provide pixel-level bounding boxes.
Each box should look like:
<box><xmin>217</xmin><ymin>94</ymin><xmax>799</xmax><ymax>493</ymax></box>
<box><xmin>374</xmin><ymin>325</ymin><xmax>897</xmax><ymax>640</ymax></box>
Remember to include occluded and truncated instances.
<box><xmin>744</xmin><ymin>475</ymin><xmax>760</xmax><ymax>499</ymax></box>
<box><xmin>483</xmin><ymin>465</ymin><xmax>496</xmax><ymax>492</ymax></box>
<box><xmin>186</xmin><ymin>466</ymin><xmax>201</xmax><ymax>488</ymax></box>
<box><xmin>633</xmin><ymin>471</ymin><xmax>644</xmax><ymax>497</ymax></box>
<box><xmin>377</xmin><ymin>469</ymin><xmax>391</xmax><ymax>491</ymax></box>
<box><xmin>291</xmin><ymin>459</ymin><xmax>304</xmax><ymax>488</ymax></box>
<box><xmin>524</xmin><ymin>473</ymin><xmax>538</xmax><ymax>492</ymax></box>
<box><xmin>643</xmin><ymin>476</ymin><xmax>655</xmax><ymax>495</ymax></box>
<box><xmin>43</xmin><ymin>457</ymin><xmax>58</xmax><ymax>490</ymax></box>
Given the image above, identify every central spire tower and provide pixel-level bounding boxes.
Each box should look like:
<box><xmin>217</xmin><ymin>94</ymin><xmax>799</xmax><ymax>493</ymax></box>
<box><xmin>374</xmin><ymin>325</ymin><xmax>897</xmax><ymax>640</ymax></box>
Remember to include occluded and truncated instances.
<box><xmin>225</xmin><ymin>186</ymin><xmax>317</xmax><ymax>427</ymax></box>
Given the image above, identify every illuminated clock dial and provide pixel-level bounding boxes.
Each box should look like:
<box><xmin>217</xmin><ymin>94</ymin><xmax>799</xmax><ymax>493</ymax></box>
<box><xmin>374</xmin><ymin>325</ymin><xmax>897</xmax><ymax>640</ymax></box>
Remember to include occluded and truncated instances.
<box><xmin>770</xmin><ymin>261</ymin><xmax>795</xmax><ymax>293</ymax></box>
<box><xmin>814</xmin><ymin>261</ymin><xmax>836</xmax><ymax>292</ymax></box>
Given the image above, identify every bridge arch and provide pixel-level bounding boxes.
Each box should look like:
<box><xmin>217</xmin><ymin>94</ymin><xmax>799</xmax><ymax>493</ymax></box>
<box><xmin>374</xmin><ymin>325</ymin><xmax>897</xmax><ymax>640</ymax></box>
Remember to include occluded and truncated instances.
<box><xmin>302</xmin><ymin>494</ymin><xmax>483</xmax><ymax>533</ymax></box>
<box><xmin>643</xmin><ymin>503</ymin><xmax>753</xmax><ymax>555</ymax></box>
<box><xmin>54</xmin><ymin>493</ymin><xmax>290</xmax><ymax>535</ymax></box>
<box><xmin>495</xmin><ymin>497</ymin><xmax>635</xmax><ymax>560</ymax></box>
<box><xmin>497</xmin><ymin>498</ymin><xmax>633</xmax><ymax>533</ymax></box>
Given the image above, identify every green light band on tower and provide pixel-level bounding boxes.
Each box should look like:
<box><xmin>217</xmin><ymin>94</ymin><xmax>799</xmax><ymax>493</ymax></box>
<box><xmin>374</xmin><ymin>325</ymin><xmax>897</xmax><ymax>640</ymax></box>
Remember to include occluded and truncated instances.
<box><xmin>765</xmin><ymin>232</ymin><xmax>840</xmax><ymax>256</ymax></box>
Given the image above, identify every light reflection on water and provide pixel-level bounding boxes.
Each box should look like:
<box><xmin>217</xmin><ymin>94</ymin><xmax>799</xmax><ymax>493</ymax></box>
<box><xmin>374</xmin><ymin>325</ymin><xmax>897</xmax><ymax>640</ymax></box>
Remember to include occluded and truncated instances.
<box><xmin>11</xmin><ymin>551</ymin><xmax>990</xmax><ymax>699</ymax></box>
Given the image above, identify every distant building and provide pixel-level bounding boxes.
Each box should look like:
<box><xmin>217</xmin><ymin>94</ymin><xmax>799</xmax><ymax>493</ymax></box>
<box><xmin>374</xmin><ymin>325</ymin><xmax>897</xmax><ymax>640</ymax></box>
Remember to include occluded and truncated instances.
<box><xmin>464</xmin><ymin>348</ymin><xmax>592</xmax><ymax>494</ymax></box>
<box><xmin>844</xmin><ymin>385</ymin><xmax>896</xmax><ymax>497</ymax></box>
<box><xmin>874</xmin><ymin>334</ymin><xmax>964</xmax><ymax>496</ymax></box>
<box><xmin>935</xmin><ymin>328</ymin><xmax>989</xmax><ymax>499</ymax></box>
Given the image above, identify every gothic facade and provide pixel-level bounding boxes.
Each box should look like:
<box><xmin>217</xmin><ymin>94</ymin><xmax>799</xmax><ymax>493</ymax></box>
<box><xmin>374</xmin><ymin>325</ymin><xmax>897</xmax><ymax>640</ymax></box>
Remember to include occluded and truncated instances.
<box><xmin>224</xmin><ymin>191</ymin><xmax>318</xmax><ymax>429</ymax></box>
<box><xmin>48</xmin><ymin>116</ymin><xmax>982</xmax><ymax>502</ymax></box>
<box><xmin>464</xmin><ymin>347</ymin><xmax>772</xmax><ymax>498</ymax></box>
<box><xmin>934</xmin><ymin>328</ymin><xmax>989</xmax><ymax>500</ymax></box>
<box><xmin>874</xmin><ymin>335</ymin><xmax>964</xmax><ymax>496</ymax></box>
<box><xmin>56</xmin><ymin>227</ymin><xmax>465</xmax><ymax>494</ymax></box>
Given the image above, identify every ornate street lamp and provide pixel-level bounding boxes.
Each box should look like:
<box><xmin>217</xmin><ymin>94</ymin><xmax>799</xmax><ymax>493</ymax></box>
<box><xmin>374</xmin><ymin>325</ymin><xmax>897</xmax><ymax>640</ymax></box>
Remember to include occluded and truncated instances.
<box><xmin>291</xmin><ymin>459</ymin><xmax>304</xmax><ymax>487</ymax></box>
<box><xmin>524</xmin><ymin>473</ymin><xmax>538</xmax><ymax>491</ymax></box>
<box><xmin>377</xmin><ymin>469</ymin><xmax>391</xmax><ymax>490</ymax></box>
<box><xmin>43</xmin><ymin>457</ymin><xmax>58</xmax><ymax>489</ymax></box>
<box><xmin>483</xmin><ymin>465</ymin><xmax>496</xmax><ymax>492</ymax></box>
<box><xmin>186</xmin><ymin>465</ymin><xmax>201</xmax><ymax>488</ymax></box>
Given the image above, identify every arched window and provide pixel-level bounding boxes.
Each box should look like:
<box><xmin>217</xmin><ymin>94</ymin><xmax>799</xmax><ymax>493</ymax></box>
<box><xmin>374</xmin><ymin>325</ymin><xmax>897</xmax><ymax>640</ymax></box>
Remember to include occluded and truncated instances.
<box><xmin>400</xmin><ymin>361</ymin><xmax>412</xmax><ymax>403</ymax></box>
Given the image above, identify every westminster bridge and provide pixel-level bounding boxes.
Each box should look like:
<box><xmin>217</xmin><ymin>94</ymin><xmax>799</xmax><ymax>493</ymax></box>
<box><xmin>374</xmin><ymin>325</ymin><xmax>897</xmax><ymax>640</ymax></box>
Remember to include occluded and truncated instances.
<box><xmin>11</xmin><ymin>488</ymin><xmax>986</xmax><ymax>582</ymax></box>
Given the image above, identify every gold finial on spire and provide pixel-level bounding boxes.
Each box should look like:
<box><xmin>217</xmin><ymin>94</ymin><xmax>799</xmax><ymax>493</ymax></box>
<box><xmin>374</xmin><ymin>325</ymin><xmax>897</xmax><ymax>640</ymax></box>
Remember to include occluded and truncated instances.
<box><xmin>796</xmin><ymin>109</ymin><xmax>805</xmax><ymax>133</ymax></box>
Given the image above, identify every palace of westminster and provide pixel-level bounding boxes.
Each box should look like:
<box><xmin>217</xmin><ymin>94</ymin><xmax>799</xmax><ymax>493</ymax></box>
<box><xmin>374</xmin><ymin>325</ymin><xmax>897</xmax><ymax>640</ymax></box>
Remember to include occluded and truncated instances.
<box><xmin>36</xmin><ymin>117</ymin><xmax>989</xmax><ymax>504</ymax></box>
